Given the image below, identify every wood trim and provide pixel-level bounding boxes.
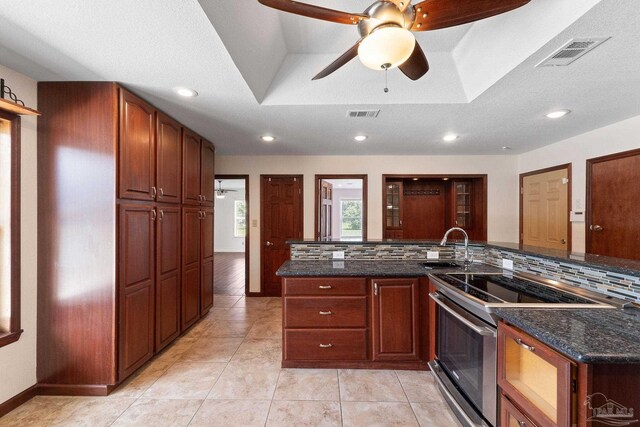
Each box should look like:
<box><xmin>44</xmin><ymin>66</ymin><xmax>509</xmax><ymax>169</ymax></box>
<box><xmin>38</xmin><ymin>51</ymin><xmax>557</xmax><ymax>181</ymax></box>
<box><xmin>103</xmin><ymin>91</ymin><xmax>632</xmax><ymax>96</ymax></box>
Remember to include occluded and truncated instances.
<box><xmin>36</xmin><ymin>384</ymin><xmax>112</xmax><ymax>397</ymax></box>
<box><xmin>214</xmin><ymin>174</ymin><xmax>250</xmax><ymax>296</ymax></box>
<box><xmin>0</xmin><ymin>98</ymin><xmax>40</xmax><ymax>116</ymax></box>
<box><xmin>281</xmin><ymin>360</ymin><xmax>428</xmax><ymax>370</ymax></box>
<box><xmin>0</xmin><ymin>110</ymin><xmax>21</xmax><ymax>347</ymax></box>
<box><xmin>0</xmin><ymin>385</ymin><xmax>37</xmax><ymax>417</ymax></box>
<box><xmin>585</xmin><ymin>148</ymin><xmax>640</xmax><ymax>254</ymax></box>
<box><xmin>519</xmin><ymin>163</ymin><xmax>572</xmax><ymax>251</ymax></box>
<box><xmin>314</xmin><ymin>174</ymin><xmax>368</xmax><ymax>240</ymax></box>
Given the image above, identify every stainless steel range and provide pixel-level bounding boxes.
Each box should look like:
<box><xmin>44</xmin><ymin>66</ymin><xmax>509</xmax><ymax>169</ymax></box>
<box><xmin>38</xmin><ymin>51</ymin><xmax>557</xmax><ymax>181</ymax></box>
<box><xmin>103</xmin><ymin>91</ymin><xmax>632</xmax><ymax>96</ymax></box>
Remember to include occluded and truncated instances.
<box><xmin>427</xmin><ymin>271</ymin><xmax>627</xmax><ymax>427</ymax></box>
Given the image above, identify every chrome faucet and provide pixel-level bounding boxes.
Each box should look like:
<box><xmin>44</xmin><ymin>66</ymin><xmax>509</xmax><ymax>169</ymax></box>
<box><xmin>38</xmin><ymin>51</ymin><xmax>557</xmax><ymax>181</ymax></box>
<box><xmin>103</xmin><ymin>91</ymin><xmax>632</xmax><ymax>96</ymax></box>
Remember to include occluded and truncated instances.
<box><xmin>440</xmin><ymin>227</ymin><xmax>472</xmax><ymax>270</ymax></box>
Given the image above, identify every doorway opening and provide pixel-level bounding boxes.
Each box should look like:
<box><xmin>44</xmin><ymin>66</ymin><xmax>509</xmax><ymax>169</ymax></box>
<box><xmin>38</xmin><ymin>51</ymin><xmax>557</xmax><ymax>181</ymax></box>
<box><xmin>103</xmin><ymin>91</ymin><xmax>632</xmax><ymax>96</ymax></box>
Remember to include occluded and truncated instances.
<box><xmin>214</xmin><ymin>175</ymin><xmax>249</xmax><ymax>297</ymax></box>
<box><xmin>315</xmin><ymin>175</ymin><xmax>368</xmax><ymax>241</ymax></box>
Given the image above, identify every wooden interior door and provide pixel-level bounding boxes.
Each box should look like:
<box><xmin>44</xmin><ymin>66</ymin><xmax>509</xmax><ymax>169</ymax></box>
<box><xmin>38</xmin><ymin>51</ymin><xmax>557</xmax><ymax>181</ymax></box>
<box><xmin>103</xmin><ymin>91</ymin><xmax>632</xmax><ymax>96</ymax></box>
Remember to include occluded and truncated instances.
<box><xmin>181</xmin><ymin>207</ymin><xmax>201</xmax><ymax>330</ymax></box>
<box><xmin>587</xmin><ymin>149</ymin><xmax>640</xmax><ymax>259</ymax></box>
<box><xmin>118</xmin><ymin>204</ymin><xmax>155</xmax><ymax>379</ymax></box>
<box><xmin>261</xmin><ymin>176</ymin><xmax>303</xmax><ymax>297</ymax></box>
<box><xmin>200</xmin><ymin>141</ymin><xmax>215</xmax><ymax>205</ymax></box>
<box><xmin>200</xmin><ymin>207</ymin><xmax>214</xmax><ymax>313</ymax></box>
<box><xmin>155</xmin><ymin>205</ymin><xmax>181</xmax><ymax>351</ymax></box>
<box><xmin>319</xmin><ymin>180</ymin><xmax>333</xmax><ymax>240</ymax></box>
<box><xmin>182</xmin><ymin>130</ymin><xmax>201</xmax><ymax>206</ymax></box>
<box><xmin>119</xmin><ymin>90</ymin><xmax>155</xmax><ymax>201</ymax></box>
<box><xmin>521</xmin><ymin>167</ymin><xmax>569</xmax><ymax>250</ymax></box>
<box><xmin>156</xmin><ymin>112</ymin><xmax>181</xmax><ymax>204</ymax></box>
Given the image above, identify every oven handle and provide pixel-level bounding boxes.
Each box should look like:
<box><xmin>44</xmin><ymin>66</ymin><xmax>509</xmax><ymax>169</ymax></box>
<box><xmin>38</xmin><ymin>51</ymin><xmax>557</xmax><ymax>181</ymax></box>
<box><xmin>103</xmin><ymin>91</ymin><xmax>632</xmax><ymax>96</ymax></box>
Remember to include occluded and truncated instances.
<box><xmin>429</xmin><ymin>293</ymin><xmax>496</xmax><ymax>337</ymax></box>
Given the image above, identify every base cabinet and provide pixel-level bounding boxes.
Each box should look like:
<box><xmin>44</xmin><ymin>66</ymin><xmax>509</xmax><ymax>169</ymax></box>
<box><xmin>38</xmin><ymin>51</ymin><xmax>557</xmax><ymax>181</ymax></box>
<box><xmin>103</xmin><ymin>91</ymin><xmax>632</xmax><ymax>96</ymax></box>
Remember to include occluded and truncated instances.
<box><xmin>501</xmin><ymin>394</ymin><xmax>538</xmax><ymax>427</ymax></box>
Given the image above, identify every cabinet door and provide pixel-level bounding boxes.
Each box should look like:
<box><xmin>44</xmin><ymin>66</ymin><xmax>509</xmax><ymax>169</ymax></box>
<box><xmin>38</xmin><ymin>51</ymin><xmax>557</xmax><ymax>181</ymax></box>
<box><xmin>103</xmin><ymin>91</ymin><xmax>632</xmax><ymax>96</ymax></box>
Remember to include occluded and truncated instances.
<box><xmin>156</xmin><ymin>205</ymin><xmax>181</xmax><ymax>351</ymax></box>
<box><xmin>384</xmin><ymin>181</ymin><xmax>403</xmax><ymax>231</ymax></box>
<box><xmin>498</xmin><ymin>322</ymin><xmax>574</xmax><ymax>427</ymax></box>
<box><xmin>182</xmin><ymin>130</ymin><xmax>201</xmax><ymax>206</ymax></box>
<box><xmin>200</xmin><ymin>207</ymin><xmax>214</xmax><ymax>313</ymax></box>
<box><xmin>181</xmin><ymin>207</ymin><xmax>201</xmax><ymax>330</ymax></box>
<box><xmin>156</xmin><ymin>113</ymin><xmax>181</xmax><ymax>204</ymax></box>
<box><xmin>200</xmin><ymin>141</ymin><xmax>215</xmax><ymax>205</ymax></box>
<box><xmin>501</xmin><ymin>394</ymin><xmax>539</xmax><ymax>427</ymax></box>
<box><xmin>119</xmin><ymin>90</ymin><xmax>156</xmax><ymax>201</ymax></box>
<box><xmin>371</xmin><ymin>278</ymin><xmax>420</xmax><ymax>361</ymax></box>
<box><xmin>118</xmin><ymin>204</ymin><xmax>155</xmax><ymax>379</ymax></box>
<box><xmin>452</xmin><ymin>181</ymin><xmax>472</xmax><ymax>229</ymax></box>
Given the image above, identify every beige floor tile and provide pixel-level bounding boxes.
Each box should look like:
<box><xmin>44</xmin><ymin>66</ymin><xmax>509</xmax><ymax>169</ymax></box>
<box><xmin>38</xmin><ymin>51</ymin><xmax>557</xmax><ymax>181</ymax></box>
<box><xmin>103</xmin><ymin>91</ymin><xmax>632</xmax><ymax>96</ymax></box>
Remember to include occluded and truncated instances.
<box><xmin>189</xmin><ymin>399</ymin><xmax>270</xmax><ymax>427</ymax></box>
<box><xmin>395</xmin><ymin>371</ymin><xmax>445</xmax><ymax>403</ymax></box>
<box><xmin>180</xmin><ymin>337</ymin><xmax>243</xmax><ymax>363</ymax></box>
<box><xmin>411</xmin><ymin>402</ymin><xmax>462</xmax><ymax>427</ymax></box>
<box><xmin>231</xmin><ymin>339</ymin><xmax>282</xmax><ymax>365</ymax></box>
<box><xmin>266</xmin><ymin>400</ymin><xmax>341</xmax><ymax>427</ymax></box>
<box><xmin>45</xmin><ymin>397</ymin><xmax>136</xmax><ymax>427</ymax></box>
<box><xmin>200</xmin><ymin>320</ymin><xmax>254</xmax><ymax>338</ymax></box>
<box><xmin>110</xmin><ymin>360</ymin><xmax>174</xmax><ymax>398</ymax></box>
<box><xmin>273</xmin><ymin>369</ymin><xmax>339</xmax><ymax>401</ymax></box>
<box><xmin>143</xmin><ymin>362</ymin><xmax>226</xmax><ymax>399</ymax></box>
<box><xmin>207</xmin><ymin>362</ymin><xmax>280</xmax><ymax>400</ymax></box>
<box><xmin>111</xmin><ymin>398</ymin><xmax>202</xmax><ymax>427</ymax></box>
<box><xmin>232</xmin><ymin>297</ymin><xmax>270</xmax><ymax>309</ymax></box>
<box><xmin>266</xmin><ymin>297</ymin><xmax>283</xmax><ymax>308</ymax></box>
<box><xmin>342</xmin><ymin>402</ymin><xmax>419</xmax><ymax>427</ymax></box>
<box><xmin>210</xmin><ymin>307</ymin><xmax>265</xmax><ymax>322</ymax></box>
<box><xmin>214</xmin><ymin>295</ymin><xmax>243</xmax><ymax>308</ymax></box>
<box><xmin>339</xmin><ymin>370</ymin><xmax>407</xmax><ymax>402</ymax></box>
<box><xmin>0</xmin><ymin>396</ymin><xmax>75</xmax><ymax>427</ymax></box>
<box><xmin>154</xmin><ymin>337</ymin><xmax>197</xmax><ymax>363</ymax></box>
<box><xmin>245</xmin><ymin>320</ymin><xmax>283</xmax><ymax>340</ymax></box>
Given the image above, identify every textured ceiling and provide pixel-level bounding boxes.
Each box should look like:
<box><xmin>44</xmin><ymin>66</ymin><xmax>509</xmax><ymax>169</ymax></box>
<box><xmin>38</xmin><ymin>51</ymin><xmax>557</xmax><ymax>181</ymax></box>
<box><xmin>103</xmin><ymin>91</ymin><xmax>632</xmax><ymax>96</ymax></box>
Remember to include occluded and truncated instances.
<box><xmin>0</xmin><ymin>0</ymin><xmax>638</xmax><ymax>156</ymax></box>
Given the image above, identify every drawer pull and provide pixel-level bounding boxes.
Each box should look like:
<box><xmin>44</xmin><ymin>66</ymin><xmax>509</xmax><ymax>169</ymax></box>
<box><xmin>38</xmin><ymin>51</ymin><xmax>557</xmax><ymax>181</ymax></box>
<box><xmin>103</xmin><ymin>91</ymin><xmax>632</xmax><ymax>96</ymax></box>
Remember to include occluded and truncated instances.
<box><xmin>518</xmin><ymin>421</ymin><xmax>526</xmax><ymax>427</ymax></box>
<box><xmin>319</xmin><ymin>343</ymin><xmax>333</xmax><ymax>348</ymax></box>
<box><xmin>319</xmin><ymin>311</ymin><xmax>333</xmax><ymax>315</ymax></box>
<box><xmin>514</xmin><ymin>338</ymin><xmax>535</xmax><ymax>352</ymax></box>
<box><xmin>318</xmin><ymin>285</ymin><xmax>332</xmax><ymax>289</ymax></box>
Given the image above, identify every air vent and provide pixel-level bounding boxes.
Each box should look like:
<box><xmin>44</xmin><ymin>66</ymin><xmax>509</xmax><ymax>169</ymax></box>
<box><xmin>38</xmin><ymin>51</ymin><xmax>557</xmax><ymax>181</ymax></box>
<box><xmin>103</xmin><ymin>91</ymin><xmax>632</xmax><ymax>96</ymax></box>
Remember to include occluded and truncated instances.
<box><xmin>537</xmin><ymin>37</ymin><xmax>610</xmax><ymax>67</ymax></box>
<box><xmin>347</xmin><ymin>109</ymin><xmax>380</xmax><ymax>118</ymax></box>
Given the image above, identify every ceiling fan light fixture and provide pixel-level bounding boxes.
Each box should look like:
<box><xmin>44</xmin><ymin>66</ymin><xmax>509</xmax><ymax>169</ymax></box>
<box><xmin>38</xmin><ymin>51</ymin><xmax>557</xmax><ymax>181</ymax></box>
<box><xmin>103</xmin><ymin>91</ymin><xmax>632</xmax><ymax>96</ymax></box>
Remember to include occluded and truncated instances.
<box><xmin>357</xmin><ymin>25</ymin><xmax>416</xmax><ymax>71</ymax></box>
<box><xmin>216</xmin><ymin>193</ymin><xmax>226</xmax><ymax>199</ymax></box>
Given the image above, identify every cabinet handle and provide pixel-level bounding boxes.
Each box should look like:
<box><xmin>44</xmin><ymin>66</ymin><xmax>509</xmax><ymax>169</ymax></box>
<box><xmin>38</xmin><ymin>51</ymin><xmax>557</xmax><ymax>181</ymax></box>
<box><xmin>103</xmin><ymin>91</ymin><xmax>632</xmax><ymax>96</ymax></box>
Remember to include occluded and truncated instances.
<box><xmin>318</xmin><ymin>285</ymin><xmax>332</xmax><ymax>289</ymax></box>
<box><xmin>151</xmin><ymin>209</ymin><xmax>157</xmax><ymax>221</ymax></box>
<box><xmin>202</xmin><ymin>211</ymin><xmax>207</xmax><ymax>218</ymax></box>
<box><xmin>514</xmin><ymin>338</ymin><xmax>535</xmax><ymax>352</ymax></box>
<box><xmin>151</xmin><ymin>186</ymin><xmax>157</xmax><ymax>199</ymax></box>
<box><xmin>374</xmin><ymin>282</ymin><xmax>379</xmax><ymax>296</ymax></box>
<box><xmin>518</xmin><ymin>421</ymin><xmax>526</xmax><ymax>427</ymax></box>
<box><xmin>159</xmin><ymin>210</ymin><xmax>164</xmax><ymax>221</ymax></box>
<box><xmin>319</xmin><ymin>344</ymin><xmax>333</xmax><ymax>348</ymax></box>
<box><xmin>159</xmin><ymin>188</ymin><xmax>164</xmax><ymax>198</ymax></box>
<box><xmin>319</xmin><ymin>311</ymin><xmax>333</xmax><ymax>315</ymax></box>
<box><xmin>202</xmin><ymin>195</ymin><xmax>207</xmax><ymax>202</ymax></box>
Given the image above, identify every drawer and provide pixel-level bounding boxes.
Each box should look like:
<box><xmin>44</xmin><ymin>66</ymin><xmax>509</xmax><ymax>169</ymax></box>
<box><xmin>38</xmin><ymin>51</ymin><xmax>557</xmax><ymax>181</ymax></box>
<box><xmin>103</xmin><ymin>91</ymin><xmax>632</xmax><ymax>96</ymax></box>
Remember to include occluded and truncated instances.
<box><xmin>283</xmin><ymin>277</ymin><xmax>366</xmax><ymax>296</ymax></box>
<box><xmin>284</xmin><ymin>329</ymin><xmax>368</xmax><ymax>361</ymax></box>
<box><xmin>284</xmin><ymin>297</ymin><xmax>367</xmax><ymax>328</ymax></box>
<box><xmin>500</xmin><ymin>394</ymin><xmax>539</xmax><ymax>427</ymax></box>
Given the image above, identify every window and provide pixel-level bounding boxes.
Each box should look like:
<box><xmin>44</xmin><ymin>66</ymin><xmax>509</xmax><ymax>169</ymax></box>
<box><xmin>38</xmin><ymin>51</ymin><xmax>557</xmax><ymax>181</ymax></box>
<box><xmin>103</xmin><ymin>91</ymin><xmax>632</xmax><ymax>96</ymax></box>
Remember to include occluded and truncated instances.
<box><xmin>0</xmin><ymin>111</ymin><xmax>21</xmax><ymax>347</ymax></box>
<box><xmin>340</xmin><ymin>199</ymin><xmax>362</xmax><ymax>238</ymax></box>
<box><xmin>234</xmin><ymin>200</ymin><xmax>247</xmax><ymax>238</ymax></box>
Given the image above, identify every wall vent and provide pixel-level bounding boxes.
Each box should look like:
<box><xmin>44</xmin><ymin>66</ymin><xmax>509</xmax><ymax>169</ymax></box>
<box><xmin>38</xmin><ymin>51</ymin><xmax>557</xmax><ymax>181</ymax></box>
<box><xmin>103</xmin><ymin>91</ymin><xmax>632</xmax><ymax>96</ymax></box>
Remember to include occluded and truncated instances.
<box><xmin>346</xmin><ymin>109</ymin><xmax>380</xmax><ymax>118</ymax></box>
<box><xmin>537</xmin><ymin>37</ymin><xmax>610</xmax><ymax>67</ymax></box>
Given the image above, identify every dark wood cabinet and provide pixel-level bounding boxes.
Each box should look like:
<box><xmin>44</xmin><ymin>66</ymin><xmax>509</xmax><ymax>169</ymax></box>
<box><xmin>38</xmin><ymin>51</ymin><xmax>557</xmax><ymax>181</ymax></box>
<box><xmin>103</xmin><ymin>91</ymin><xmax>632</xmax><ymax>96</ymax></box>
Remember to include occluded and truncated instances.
<box><xmin>372</xmin><ymin>278</ymin><xmax>420</xmax><ymax>361</ymax></box>
<box><xmin>118</xmin><ymin>204</ymin><xmax>155</xmax><ymax>379</ymax></box>
<box><xmin>452</xmin><ymin>181</ymin><xmax>472</xmax><ymax>229</ymax></box>
<box><xmin>182</xmin><ymin>129</ymin><xmax>201</xmax><ymax>206</ymax></box>
<box><xmin>201</xmin><ymin>141</ymin><xmax>215</xmax><ymax>205</ymax></box>
<box><xmin>155</xmin><ymin>205</ymin><xmax>181</xmax><ymax>351</ymax></box>
<box><xmin>182</xmin><ymin>207</ymin><xmax>201</xmax><ymax>330</ymax></box>
<box><xmin>501</xmin><ymin>394</ymin><xmax>539</xmax><ymax>427</ymax></box>
<box><xmin>119</xmin><ymin>91</ymin><xmax>156</xmax><ymax>202</ymax></box>
<box><xmin>385</xmin><ymin>181</ymin><xmax>403</xmax><ymax>239</ymax></box>
<box><xmin>156</xmin><ymin>113</ymin><xmax>182</xmax><ymax>204</ymax></box>
<box><xmin>200</xmin><ymin>207</ymin><xmax>214</xmax><ymax>313</ymax></box>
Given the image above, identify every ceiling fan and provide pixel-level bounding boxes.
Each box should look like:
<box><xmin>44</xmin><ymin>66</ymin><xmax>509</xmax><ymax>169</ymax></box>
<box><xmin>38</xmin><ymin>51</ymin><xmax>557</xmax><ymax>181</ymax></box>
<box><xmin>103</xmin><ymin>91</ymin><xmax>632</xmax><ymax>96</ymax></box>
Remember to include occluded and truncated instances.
<box><xmin>216</xmin><ymin>180</ymin><xmax>238</xmax><ymax>199</ymax></box>
<box><xmin>258</xmin><ymin>0</ymin><xmax>530</xmax><ymax>81</ymax></box>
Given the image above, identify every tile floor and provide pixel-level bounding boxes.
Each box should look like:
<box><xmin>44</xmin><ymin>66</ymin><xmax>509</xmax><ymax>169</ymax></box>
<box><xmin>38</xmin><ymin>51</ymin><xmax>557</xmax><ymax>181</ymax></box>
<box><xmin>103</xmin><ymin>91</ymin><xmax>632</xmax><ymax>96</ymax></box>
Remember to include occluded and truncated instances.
<box><xmin>0</xmin><ymin>296</ymin><xmax>461</xmax><ymax>426</ymax></box>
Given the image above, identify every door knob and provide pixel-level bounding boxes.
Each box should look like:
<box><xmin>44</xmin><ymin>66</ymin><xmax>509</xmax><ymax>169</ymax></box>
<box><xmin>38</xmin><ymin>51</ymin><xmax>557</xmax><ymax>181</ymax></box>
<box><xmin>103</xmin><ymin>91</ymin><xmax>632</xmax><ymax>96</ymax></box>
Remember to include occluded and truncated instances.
<box><xmin>560</xmin><ymin>239</ymin><xmax>566</xmax><ymax>244</ymax></box>
<box><xmin>266</xmin><ymin>241</ymin><xmax>274</xmax><ymax>246</ymax></box>
<box><xmin>590</xmin><ymin>225</ymin><xmax>604</xmax><ymax>231</ymax></box>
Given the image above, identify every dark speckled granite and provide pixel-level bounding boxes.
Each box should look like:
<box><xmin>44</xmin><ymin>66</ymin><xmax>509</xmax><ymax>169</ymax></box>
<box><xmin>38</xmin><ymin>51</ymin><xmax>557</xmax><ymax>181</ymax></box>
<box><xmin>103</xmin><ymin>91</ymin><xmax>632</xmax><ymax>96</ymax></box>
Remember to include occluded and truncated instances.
<box><xmin>276</xmin><ymin>260</ymin><xmax>502</xmax><ymax>277</ymax></box>
<box><xmin>494</xmin><ymin>307</ymin><xmax>640</xmax><ymax>364</ymax></box>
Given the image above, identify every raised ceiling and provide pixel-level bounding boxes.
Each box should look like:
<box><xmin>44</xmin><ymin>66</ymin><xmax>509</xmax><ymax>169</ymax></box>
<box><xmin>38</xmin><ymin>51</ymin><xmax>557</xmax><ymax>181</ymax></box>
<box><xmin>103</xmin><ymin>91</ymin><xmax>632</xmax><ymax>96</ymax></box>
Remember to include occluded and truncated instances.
<box><xmin>0</xmin><ymin>0</ymin><xmax>638</xmax><ymax>155</ymax></box>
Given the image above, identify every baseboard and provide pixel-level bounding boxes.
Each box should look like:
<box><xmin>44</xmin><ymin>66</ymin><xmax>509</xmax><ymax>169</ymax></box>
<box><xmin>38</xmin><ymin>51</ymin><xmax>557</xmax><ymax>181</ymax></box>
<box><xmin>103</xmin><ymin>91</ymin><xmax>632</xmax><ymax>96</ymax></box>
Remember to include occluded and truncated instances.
<box><xmin>245</xmin><ymin>291</ymin><xmax>264</xmax><ymax>297</ymax></box>
<box><xmin>36</xmin><ymin>383</ymin><xmax>112</xmax><ymax>396</ymax></box>
<box><xmin>0</xmin><ymin>384</ymin><xmax>37</xmax><ymax>417</ymax></box>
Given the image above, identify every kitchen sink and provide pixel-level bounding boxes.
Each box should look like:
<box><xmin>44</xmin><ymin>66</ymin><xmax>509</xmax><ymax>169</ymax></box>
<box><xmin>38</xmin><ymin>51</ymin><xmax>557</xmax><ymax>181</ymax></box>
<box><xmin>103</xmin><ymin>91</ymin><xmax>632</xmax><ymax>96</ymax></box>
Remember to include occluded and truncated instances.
<box><xmin>421</xmin><ymin>261</ymin><xmax>460</xmax><ymax>269</ymax></box>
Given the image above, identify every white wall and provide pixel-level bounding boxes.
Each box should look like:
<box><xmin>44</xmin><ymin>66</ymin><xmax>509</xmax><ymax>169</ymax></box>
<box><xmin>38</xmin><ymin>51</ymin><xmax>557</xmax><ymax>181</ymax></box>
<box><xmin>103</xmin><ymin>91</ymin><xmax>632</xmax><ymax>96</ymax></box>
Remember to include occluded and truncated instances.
<box><xmin>0</xmin><ymin>65</ymin><xmax>37</xmax><ymax>404</ymax></box>
<box><xmin>214</xmin><ymin>190</ymin><xmax>246</xmax><ymax>253</ymax></box>
<box><xmin>517</xmin><ymin>114</ymin><xmax>640</xmax><ymax>253</ymax></box>
<box><xmin>216</xmin><ymin>155</ymin><xmax>520</xmax><ymax>292</ymax></box>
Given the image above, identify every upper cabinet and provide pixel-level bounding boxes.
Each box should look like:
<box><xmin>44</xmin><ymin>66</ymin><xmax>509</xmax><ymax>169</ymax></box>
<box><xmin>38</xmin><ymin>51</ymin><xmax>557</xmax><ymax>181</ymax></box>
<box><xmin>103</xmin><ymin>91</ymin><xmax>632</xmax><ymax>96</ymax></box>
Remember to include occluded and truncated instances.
<box><xmin>452</xmin><ymin>181</ymin><xmax>472</xmax><ymax>229</ymax></box>
<box><xmin>156</xmin><ymin>112</ymin><xmax>182</xmax><ymax>204</ymax></box>
<box><xmin>201</xmin><ymin>141</ymin><xmax>215</xmax><ymax>205</ymax></box>
<box><xmin>385</xmin><ymin>181</ymin><xmax>403</xmax><ymax>239</ymax></box>
<box><xmin>182</xmin><ymin>131</ymin><xmax>215</xmax><ymax>206</ymax></box>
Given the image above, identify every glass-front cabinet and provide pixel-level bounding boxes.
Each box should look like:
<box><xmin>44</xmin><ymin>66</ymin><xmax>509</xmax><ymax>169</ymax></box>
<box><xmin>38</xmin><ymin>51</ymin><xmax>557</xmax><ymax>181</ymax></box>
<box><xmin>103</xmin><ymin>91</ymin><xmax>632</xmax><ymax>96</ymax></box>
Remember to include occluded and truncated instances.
<box><xmin>453</xmin><ymin>181</ymin><xmax>472</xmax><ymax>228</ymax></box>
<box><xmin>385</xmin><ymin>181</ymin><xmax>403</xmax><ymax>238</ymax></box>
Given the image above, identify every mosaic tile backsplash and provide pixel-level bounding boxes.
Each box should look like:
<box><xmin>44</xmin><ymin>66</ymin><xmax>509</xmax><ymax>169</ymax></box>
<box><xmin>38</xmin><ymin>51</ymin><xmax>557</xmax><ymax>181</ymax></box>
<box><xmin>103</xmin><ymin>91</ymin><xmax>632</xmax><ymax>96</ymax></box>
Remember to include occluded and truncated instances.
<box><xmin>289</xmin><ymin>243</ymin><xmax>640</xmax><ymax>303</ymax></box>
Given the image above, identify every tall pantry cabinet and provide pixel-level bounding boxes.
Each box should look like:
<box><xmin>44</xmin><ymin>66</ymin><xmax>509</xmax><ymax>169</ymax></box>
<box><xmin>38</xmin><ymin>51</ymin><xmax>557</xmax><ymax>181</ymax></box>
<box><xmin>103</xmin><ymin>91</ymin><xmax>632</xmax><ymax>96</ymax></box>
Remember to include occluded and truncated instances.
<box><xmin>37</xmin><ymin>82</ymin><xmax>215</xmax><ymax>394</ymax></box>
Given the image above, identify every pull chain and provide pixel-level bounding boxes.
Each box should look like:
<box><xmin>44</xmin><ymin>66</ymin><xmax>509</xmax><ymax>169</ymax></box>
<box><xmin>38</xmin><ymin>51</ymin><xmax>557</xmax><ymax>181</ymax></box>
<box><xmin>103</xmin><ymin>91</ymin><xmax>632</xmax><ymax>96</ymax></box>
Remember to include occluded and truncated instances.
<box><xmin>382</xmin><ymin>63</ymin><xmax>391</xmax><ymax>93</ymax></box>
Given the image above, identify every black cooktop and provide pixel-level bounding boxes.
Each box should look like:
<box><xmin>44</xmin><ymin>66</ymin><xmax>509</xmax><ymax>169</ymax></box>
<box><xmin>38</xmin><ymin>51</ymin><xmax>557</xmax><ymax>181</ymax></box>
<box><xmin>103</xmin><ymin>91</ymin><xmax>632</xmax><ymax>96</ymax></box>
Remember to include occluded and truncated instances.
<box><xmin>433</xmin><ymin>273</ymin><xmax>598</xmax><ymax>305</ymax></box>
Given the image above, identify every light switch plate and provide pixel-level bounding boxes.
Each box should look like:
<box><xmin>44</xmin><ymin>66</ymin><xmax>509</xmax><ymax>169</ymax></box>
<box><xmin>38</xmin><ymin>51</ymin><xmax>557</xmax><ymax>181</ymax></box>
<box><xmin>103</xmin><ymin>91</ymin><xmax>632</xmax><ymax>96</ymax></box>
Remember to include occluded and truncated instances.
<box><xmin>427</xmin><ymin>251</ymin><xmax>440</xmax><ymax>259</ymax></box>
<box><xmin>502</xmin><ymin>259</ymin><xmax>514</xmax><ymax>270</ymax></box>
<box><xmin>332</xmin><ymin>251</ymin><xmax>345</xmax><ymax>259</ymax></box>
<box><xmin>252</xmin><ymin>219</ymin><xmax>258</xmax><ymax>227</ymax></box>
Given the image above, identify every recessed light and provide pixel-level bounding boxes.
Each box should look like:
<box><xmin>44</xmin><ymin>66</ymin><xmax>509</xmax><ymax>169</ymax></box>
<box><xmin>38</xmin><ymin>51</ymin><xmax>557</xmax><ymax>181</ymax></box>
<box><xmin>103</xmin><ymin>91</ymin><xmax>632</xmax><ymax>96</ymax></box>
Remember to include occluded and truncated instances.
<box><xmin>546</xmin><ymin>109</ymin><xmax>571</xmax><ymax>119</ymax></box>
<box><xmin>412</xmin><ymin>178</ymin><xmax>419</xmax><ymax>181</ymax></box>
<box><xmin>174</xmin><ymin>87</ymin><xmax>198</xmax><ymax>97</ymax></box>
<box><xmin>354</xmin><ymin>135</ymin><xmax>368</xmax><ymax>142</ymax></box>
<box><xmin>443</xmin><ymin>134</ymin><xmax>458</xmax><ymax>142</ymax></box>
<box><xmin>442</xmin><ymin>177</ymin><xmax>450</xmax><ymax>181</ymax></box>
<box><xmin>261</xmin><ymin>135</ymin><xmax>275</xmax><ymax>142</ymax></box>
<box><xmin>502</xmin><ymin>146</ymin><xmax>512</xmax><ymax>151</ymax></box>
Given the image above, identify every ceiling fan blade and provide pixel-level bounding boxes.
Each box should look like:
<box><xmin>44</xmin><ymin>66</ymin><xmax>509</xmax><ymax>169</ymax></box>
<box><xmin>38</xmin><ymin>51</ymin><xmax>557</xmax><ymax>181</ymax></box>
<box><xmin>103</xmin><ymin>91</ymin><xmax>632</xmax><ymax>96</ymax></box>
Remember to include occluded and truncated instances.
<box><xmin>411</xmin><ymin>0</ymin><xmax>530</xmax><ymax>31</ymax></box>
<box><xmin>399</xmin><ymin>42</ymin><xmax>429</xmax><ymax>80</ymax></box>
<box><xmin>258</xmin><ymin>0</ymin><xmax>367</xmax><ymax>25</ymax></box>
<box><xmin>312</xmin><ymin>39</ymin><xmax>363</xmax><ymax>80</ymax></box>
<box><xmin>387</xmin><ymin>0</ymin><xmax>411</xmax><ymax>13</ymax></box>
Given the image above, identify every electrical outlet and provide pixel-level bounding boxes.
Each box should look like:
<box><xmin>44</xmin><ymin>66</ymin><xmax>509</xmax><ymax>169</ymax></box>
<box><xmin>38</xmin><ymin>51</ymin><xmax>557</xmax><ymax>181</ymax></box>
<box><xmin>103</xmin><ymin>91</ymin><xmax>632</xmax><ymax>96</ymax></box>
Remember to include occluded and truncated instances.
<box><xmin>332</xmin><ymin>251</ymin><xmax>345</xmax><ymax>259</ymax></box>
<box><xmin>502</xmin><ymin>259</ymin><xmax>514</xmax><ymax>270</ymax></box>
<box><xmin>252</xmin><ymin>219</ymin><xmax>258</xmax><ymax>227</ymax></box>
<box><xmin>427</xmin><ymin>251</ymin><xmax>440</xmax><ymax>259</ymax></box>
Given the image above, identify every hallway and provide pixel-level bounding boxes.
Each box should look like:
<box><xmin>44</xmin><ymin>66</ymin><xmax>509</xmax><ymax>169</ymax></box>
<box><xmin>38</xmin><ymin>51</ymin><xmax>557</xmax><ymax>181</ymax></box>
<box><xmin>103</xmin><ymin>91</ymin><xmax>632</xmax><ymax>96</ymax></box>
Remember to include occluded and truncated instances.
<box><xmin>214</xmin><ymin>252</ymin><xmax>245</xmax><ymax>296</ymax></box>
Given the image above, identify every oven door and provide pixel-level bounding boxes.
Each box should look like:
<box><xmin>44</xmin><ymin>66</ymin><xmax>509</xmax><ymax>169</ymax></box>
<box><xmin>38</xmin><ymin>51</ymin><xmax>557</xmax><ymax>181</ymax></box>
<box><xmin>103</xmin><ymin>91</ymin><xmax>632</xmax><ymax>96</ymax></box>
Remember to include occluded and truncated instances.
<box><xmin>430</xmin><ymin>292</ymin><xmax>497</xmax><ymax>426</ymax></box>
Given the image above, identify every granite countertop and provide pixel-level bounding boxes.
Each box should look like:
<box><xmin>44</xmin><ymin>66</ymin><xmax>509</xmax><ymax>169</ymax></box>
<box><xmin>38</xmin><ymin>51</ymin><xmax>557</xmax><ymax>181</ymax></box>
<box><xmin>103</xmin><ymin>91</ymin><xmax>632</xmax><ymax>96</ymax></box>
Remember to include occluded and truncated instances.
<box><xmin>276</xmin><ymin>260</ymin><xmax>503</xmax><ymax>277</ymax></box>
<box><xmin>495</xmin><ymin>307</ymin><xmax>640</xmax><ymax>364</ymax></box>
